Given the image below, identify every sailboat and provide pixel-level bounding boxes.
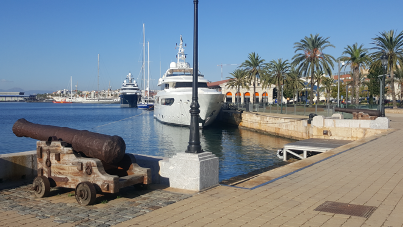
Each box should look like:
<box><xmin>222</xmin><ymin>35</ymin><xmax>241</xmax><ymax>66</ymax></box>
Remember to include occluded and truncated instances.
<box><xmin>53</xmin><ymin>76</ymin><xmax>73</xmax><ymax>103</ymax></box>
<box><xmin>138</xmin><ymin>24</ymin><xmax>154</xmax><ymax>110</ymax></box>
<box><xmin>73</xmin><ymin>54</ymin><xmax>119</xmax><ymax>104</ymax></box>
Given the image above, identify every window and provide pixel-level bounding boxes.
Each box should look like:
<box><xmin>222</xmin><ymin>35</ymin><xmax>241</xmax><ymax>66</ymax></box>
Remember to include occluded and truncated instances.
<box><xmin>174</xmin><ymin>82</ymin><xmax>208</xmax><ymax>88</ymax></box>
<box><xmin>161</xmin><ymin>98</ymin><xmax>174</xmax><ymax>106</ymax></box>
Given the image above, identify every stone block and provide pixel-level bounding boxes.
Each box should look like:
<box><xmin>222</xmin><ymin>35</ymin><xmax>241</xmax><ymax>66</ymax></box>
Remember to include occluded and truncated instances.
<box><xmin>133</xmin><ymin>154</ymin><xmax>164</xmax><ymax>184</ymax></box>
<box><xmin>335</xmin><ymin>119</ymin><xmax>351</xmax><ymax>128</ymax></box>
<box><xmin>311</xmin><ymin>115</ymin><xmax>324</xmax><ymax>127</ymax></box>
<box><xmin>352</xmin><ymin>128</ymin><xmax>365</xmax><ymax>139</ymax></box>
<box><xmin>370</xmin><ymin>117</ymin><xmax>389</xmax><ymax>129</ymax></box>
<box><xmin>324</xmin><ymin>119</ymin><xmax>335</xmax><ymax>127</ymax></box>
<box><xmin>349</xmin><ymin>120</ymin><xmax>360</xmax><ymax>128</ymax></box>
<box><xmin>159</xmin><ymin>152</ymin><xmax>219</xmax><ymax>191</ymax></box>
<box><xmin>0</xmin><ymin>151</ymin><xmax>37</xmax><ymax>181</ymax></box>
<box><xmin>331</xmin><ymin>113</ymin><xmax>343</xmax><ymax>119</ymax></box>
<box><xmin>365</xmin><ymin>129</ymin><xmax>385</xmax><ymax>137</ymax></box>
<box><xmin>359</xmin><ymin>120</ymin><xmax>371</xmax><ymax>128</ymax></box>
<box><xmin>332</xmin><ymin>127</ymin><xmax>352</xmax><ymax>139</ymax></box>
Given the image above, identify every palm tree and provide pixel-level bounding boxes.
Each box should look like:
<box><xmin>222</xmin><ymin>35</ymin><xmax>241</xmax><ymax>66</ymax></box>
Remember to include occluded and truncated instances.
<box><xmin>339</xmin><ymin>43</ymin><xmax>371</xmax><ymax>106</ymax></box>
<box><xmin>322</xmin><ymin>76</ymin><xmax>334</xmax><ymax>105</ymax></box>
<box><xmin>287</xmin><ymin>66</ymin><xmax>305</xmax><ymax>104</ymax></box>
<box><xmin>371</xmin><ymin>30</ymin><xmax>403</xmax><ymax>108</ymax></box>
<box><xmin>313</xmin><ymin>70</ymin><xmax>326</xmax><ymax>104</ymax></box>
<box><xmin>226</xmin><ymin>69</ymin><xmax>249</xmax><ymax>104</ymax></box>
<box><xmin>240</xmin><ymin>52</ymin><xmax>266</xmax><ymax>104</ymax></box>
<box><xmin>292</xmin><ymin>34</ymin><xmax>336</xmax><ymax>105</ymax></box>
<box><xmin>266</xmin><ymin>59</ymin><xmax>290</xmax><ymax>104</ymax></box>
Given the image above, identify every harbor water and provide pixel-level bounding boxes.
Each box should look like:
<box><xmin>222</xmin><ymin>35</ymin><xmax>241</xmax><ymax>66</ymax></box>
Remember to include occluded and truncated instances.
<box><xmin>0</xmin><ymin>102</ymin><xmax>295</xmax><ymax>181</ymax></box>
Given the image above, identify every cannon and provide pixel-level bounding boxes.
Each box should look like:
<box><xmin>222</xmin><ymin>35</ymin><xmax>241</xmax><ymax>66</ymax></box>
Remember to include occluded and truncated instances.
<box><xmin>13</xmin><ymin>118</ymin><xmax>125</xmax><ymax>165</ymax></box>
<box><xmin>13</xmin><ymin>119</ymin><xmax>151</xmax><ymax>205</ymax></box>
<box><xmin>334</xmin><ymin>108</ymin><xmax>381</xmax><ymax>120</ymax></box>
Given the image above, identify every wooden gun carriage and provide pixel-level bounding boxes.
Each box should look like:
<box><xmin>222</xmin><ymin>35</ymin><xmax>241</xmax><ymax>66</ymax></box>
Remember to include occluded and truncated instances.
<box><xmin>13</xmin><ymin>119</ymin><xmax>151</xmax><ymax>206</ymax></box>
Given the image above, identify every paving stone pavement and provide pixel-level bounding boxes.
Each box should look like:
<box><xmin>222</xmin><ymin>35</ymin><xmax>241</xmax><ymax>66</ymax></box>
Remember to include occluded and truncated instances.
<box><xmin>0</xmin><ymin>113</ymin><xmax>402</xmax><ymax>227</ymax></box>
<box><xmin>112</xmin><ymin>113</ymin><xmax>402</xmax><ymax>227</ymax></box>
<box><xmin>0</xmin><ymin>184</ymin><xmax>191</xmax><ymax>227</ymax></box>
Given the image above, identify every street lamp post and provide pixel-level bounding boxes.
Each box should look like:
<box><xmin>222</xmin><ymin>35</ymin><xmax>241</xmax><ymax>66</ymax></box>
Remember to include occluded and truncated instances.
<box><xmin>380</xmin><ymin>53</ymin><xmax>388</xmax><ymax>117</ymax></box>
<box><xmin>280</xmin><ymin>75</ymin><xmax>286</xmax><ymax>114</ymax></box>
<box><xmin>186</xmin><ymin>0</ymin><xmax>203</xmax><ymax>153</ymax></box>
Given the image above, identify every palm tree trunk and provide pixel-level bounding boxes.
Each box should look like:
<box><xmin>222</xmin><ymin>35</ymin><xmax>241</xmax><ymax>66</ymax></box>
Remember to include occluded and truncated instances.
<box><xmin>277</xmin><ymin>80</ymin><xmax>281</xmax><ymax>105</ymax></box>
<box><xmin>316</xmin><ymin>80</ymin><xmax>320</xmax><ymax>104</ymax></box>
<box><xmin>390</xmin><ymin>67</ymin><xmax>396</xmax><ymax>109</ymax></box>
<box><xmin>253</xmin><ymin>77</ymin><xmax>256</xmax><ymax>105</ymax></box>
<box><xmin>355</xmin><ymin>68</ymin><xmax>360</xmax><ymax>106</ymax></box>
<box><xmin>310</xmin><ymin>66</ymin><xmax>314</xmax><ymax>105</ymax></box>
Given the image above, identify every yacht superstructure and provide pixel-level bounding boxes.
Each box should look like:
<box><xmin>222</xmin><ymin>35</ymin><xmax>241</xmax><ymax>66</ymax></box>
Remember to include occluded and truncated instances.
<box><xmin>119</xmin><ymin>73</ymin><xmax>141</xmax><ymax>107</ymax></box>
<box><xmin>154</xmin><ymin>36</ymin><xmax>224</xmax><ymax>127</ymax></box>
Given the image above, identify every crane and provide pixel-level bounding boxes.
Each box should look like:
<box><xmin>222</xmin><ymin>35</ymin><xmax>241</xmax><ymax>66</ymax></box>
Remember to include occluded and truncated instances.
<box><xmin>217</xmin><ymin>63</ymin><xmax>238</xmax><ymax>80</ymax></box>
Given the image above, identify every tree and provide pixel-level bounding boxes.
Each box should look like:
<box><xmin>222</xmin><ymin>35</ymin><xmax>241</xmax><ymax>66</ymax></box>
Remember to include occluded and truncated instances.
<box><xmin>240</xmin><ymin>52</ymin><xmax>266</xmax><ymax>104</ymax></box>
<box><xmin>226</xmin><ymin>69</ymin><xmax>249</xmax><ymax>103</ymax></box>
<box><xmin>339</xmin><ymin>43</ymin><xmax>371</xmax><ymax>106</ymax></box>
<box><xmin>313</xmin><ymin>70</ymin><xmax>326</xmax><ymax>104</ymax></box>
<box><xmin>366</xmin><ymin>63</ymin><xmax>385</xmax><ymax>105</ymax></box>
<box><xmin>266</xmin><ymin>59</ymin><xmax>290</xmax><ymax>104</ymax></box>
<box><xmin>322</xmin><ymin>77</ymin><xmax>334</xmax><ymax>105</ymax></box>
<box><xmin>292</xmin><ymin>34</ymin><xmax>336</xmax><ymax>105</ymax></box>
<box><xmin>286</xmin><ymin>66</ymin><xmax>305</xmax><ymax>104</ymax></box>
<box><xmin>371</xmin><ymin>30</ymin><xmax>403</xmax><ymax>108</ymax></box>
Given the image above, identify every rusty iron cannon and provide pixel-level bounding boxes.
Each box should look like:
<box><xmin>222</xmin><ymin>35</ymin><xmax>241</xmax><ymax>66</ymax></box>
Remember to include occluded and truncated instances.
<box><xmin>334</xmin><ymin>108</ymin><xmax>381</xmax><ymax>120</ymax></box>
<box><xmin>13</xmin><ymin>118</ymin><xmax>125</xmax><ymax>165</ymax></box>
<box><xmin>13</xmin><ymin>119</ymin><xmax>151</xmax><ymax>205</ymax></box>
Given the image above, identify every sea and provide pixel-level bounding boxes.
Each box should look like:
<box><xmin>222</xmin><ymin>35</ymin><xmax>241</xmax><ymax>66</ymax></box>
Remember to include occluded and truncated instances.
<box><xmin>0</xmin><ymin>102</ymin><xmax>295</xmax><ymax>181</ymax></box>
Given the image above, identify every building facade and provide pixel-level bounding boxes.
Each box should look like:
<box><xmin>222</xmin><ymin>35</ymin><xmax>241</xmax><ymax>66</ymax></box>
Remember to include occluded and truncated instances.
<box><xmin>208</xmin><ymin>79</ymin><xmax>280</xmax><ymax>104</ymax></box>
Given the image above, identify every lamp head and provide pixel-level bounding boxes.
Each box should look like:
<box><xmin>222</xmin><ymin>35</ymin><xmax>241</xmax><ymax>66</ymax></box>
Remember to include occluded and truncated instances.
<box><xmin>381</xmin><ymin>53</ymin><xmax>388</xmax><ymax>67</ymax></box>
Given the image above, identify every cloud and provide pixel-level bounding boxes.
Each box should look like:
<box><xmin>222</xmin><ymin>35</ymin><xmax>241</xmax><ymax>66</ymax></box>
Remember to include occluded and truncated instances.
<box><xmin>0</xmin><ymin>79</ymin><xmax>13</xmax><ymax>83</ymax></box>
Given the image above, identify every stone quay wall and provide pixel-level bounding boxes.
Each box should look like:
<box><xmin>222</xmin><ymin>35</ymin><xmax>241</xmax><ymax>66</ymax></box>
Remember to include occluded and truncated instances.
<box><xmin>238</xmin><ymin>112</ymin><xmax>390</xmax><ymax>141</ymax></box>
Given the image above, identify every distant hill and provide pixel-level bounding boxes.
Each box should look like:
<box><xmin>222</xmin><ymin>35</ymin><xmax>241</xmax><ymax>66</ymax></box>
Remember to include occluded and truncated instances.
<box><xmin>0</xmin><ymin>88</ymin><xmax>55</xmax><ymax>95</ymax></box>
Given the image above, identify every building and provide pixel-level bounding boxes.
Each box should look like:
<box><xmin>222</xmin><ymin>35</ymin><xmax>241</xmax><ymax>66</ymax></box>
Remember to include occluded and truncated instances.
<box><xmin>208</xmin><ymin>79</ymin><xmax>279</xmax><ymax>104</ymax></box>
<box><xmin>0</xmin><ymin>92</ymin><xmax>29</xmax><ymax>102</ymax></box>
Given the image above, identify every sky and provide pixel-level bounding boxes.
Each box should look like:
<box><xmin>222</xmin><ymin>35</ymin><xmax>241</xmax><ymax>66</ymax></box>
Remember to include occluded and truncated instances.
<box><xmin>0</xmin><ymin>0</ymin><xmax>403</xmax><ymax>92</ymax></box>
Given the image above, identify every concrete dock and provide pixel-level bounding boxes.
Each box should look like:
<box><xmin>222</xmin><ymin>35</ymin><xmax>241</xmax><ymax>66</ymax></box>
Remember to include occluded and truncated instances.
<box><xmin>0</xmin><ymin>113</ymin><xmax>402</xmax><ymax>227</ymax></box>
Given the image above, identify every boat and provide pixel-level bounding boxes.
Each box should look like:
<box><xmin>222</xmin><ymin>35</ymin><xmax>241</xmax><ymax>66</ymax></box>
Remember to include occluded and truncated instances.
<box><xmin>138</xmin><ymin>24</ymin><xmax>154</xmax><ymax>110</ymax></box>
<box><xmin>53</xmin><ymin>76</ymin><xmax>73</xmax><ymax>104</ymax></box>
<box><xmin>119</xmin><ymin>73</ymin><xmax>141</xmax><ymax>107</ymax></box>
<box><xmin>153</xmin><ymin>36</ymin><xmax>224</xmax><ymax>127</ymax></box>
<box><xmin>52</xmin><ymin>99</ymin><xmax>72</xmax><ymax>104</ymax></box>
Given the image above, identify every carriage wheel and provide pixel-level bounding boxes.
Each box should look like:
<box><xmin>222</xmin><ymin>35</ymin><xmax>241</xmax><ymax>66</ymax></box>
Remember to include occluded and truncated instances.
<box><xmin>33</xmin><ymin>176</ymin><xmax>50</xmax><ymax>198</ymax></box>
<box><xmin>75</xmin><ymin>182</ymin><xmax>96</xmax><ymax>206</ymax></box>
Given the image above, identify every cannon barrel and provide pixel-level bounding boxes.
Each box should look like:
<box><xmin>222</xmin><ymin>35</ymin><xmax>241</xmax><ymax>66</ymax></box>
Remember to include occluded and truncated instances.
<box><xmin>13</xmin><ymin>118</ymin><xmax>125</xmax><ymax>165</ymax></box>
<box><xmin>334</xmin><ymin>108</ymin><xmax>381</xmax><ymax>117</ymax></box>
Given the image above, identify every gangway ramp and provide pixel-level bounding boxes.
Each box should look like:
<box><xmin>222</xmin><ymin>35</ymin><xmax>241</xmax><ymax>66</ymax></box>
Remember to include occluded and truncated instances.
<box><xmin>282</xmin><ymin>138</ymin><xmax>352</xmax><ymax>161</ymax></box>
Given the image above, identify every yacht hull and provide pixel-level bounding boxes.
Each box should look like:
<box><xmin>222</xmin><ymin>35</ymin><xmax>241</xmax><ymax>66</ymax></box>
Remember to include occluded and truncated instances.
<box><xmin>154</xmin><ymin>92</ymin><xmax>224</xmax><ymax>127</ymax></box>
<box><xmin>120</xmin><ymin>94</ymin><xmax>139</xmax><ymax>108</ymax></box>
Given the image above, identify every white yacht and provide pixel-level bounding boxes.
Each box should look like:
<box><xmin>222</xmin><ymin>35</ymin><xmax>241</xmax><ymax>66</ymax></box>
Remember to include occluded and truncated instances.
<box><xmin>119</xmin><ymin>73</ymin><xmax>141</xmax><ymax>107</ymax></box>
<box><xmin>154</xmin><ymin>36</ymin><xmax>224</xmax><ymax>127</ymax></box>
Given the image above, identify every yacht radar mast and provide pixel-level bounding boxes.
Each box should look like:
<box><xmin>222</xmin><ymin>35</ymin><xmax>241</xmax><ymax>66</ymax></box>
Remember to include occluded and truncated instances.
<box><xmin>176</xmin><ymin>35</ymin><xmax>189</xmax><ymax>69</ymax></box>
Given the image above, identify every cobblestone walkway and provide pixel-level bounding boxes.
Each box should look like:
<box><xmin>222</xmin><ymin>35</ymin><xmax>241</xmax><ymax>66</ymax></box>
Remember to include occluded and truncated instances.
<box><xmin>0</xmin><ymin>184</ymin><xmax>191</xmax><ymax>227</ymax></box>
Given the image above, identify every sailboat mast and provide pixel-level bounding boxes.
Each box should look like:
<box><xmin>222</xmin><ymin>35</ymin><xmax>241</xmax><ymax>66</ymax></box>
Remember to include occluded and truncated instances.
<box><xmin>148</xmin><ymin>41</ymin><xmax>150</xmax><ymax>101</ymax></box>
<box><xmin>143</xmin><ymin>24</ymin><xmax>145</xmax><ymax>97</ymax></box>
<box><xmin>71</xmin><ymin>76</ymin><xmax>73</xmax><ymax>100</ymax></box>
<box><xmin>98</xmin><ymin>54</ymin><xmax>100</xmax><ymax>99</ymax></box>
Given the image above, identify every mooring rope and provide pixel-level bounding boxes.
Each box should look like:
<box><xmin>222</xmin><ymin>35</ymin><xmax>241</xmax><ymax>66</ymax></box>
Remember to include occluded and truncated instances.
<box><xmin>92</xmin><ymin>111</ymin><xmax>146</xmax><ymax>129</ymax></box>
